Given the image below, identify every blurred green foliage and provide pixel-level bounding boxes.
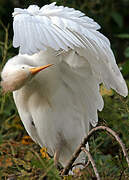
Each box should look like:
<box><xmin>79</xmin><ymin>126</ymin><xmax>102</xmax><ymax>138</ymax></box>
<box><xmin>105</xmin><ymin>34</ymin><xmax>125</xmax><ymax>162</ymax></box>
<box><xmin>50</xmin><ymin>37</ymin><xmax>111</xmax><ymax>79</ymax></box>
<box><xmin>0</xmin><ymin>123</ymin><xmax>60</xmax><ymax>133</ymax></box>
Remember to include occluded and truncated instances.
<box><xmin>0</xmin><ymin>0</ymin><xmax>129</xmax><ymax>179</ymax></box>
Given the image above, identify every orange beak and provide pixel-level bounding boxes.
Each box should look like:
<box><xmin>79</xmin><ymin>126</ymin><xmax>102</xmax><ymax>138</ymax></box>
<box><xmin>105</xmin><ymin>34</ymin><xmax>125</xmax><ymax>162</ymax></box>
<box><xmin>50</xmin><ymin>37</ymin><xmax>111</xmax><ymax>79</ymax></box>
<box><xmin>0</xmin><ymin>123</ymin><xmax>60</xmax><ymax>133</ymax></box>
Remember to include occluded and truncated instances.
<box><xmin>29</xmin><ymin>64</ymin><xmax>53</xmax><ymax>75</ymax></box>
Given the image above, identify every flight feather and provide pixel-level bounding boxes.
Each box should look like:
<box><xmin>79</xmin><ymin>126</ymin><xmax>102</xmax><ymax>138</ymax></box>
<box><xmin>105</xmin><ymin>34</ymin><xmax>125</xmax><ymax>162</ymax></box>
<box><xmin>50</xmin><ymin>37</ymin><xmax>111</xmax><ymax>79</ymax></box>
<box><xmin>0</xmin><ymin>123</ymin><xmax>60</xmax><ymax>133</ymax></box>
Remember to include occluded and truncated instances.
<box><xmin>12</xmin><ymin>2</ymin><xmax>128</xmax><ymax>98</ymax></box>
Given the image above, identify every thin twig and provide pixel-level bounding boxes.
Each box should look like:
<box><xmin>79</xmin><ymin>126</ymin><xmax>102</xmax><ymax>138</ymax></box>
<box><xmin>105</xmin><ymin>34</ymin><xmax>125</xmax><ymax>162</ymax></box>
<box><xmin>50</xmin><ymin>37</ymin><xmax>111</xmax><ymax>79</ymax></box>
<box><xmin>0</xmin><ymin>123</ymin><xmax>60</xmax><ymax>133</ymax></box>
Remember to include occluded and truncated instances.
<box><xmin>84</xmin><ymin>159</ymin><xmax>90</xmax><ymax>168</ymax></box>
<box><xmin>8</xmin><ymin>142</ymin><xmax>16</xmax><ymax>157</ymax></box>
<box><xmin>2</xmin><ymin>24</ymin><xmax>9</xmax><ymax>64</ymax></box>
<box><xmin>71</xmin><ymin>160</ymin><xmax>90</xmax><ymax>169</ymax></box>
<box><xmin>0</xmin><ymin>41</ymin><xmax>4</xmax><ymax>46</ymax></box>
<box><xmin>71</xmin><ymin>162</ymin><xmax>85</xmax><ymax>169</ymax></box>
<box><xmin>0</xmin><ymin>21</ymin><xmax>9</xmax><ymax>71</ymax></box>
<box><xmin>0</xmin><ymin>19</ymin><xmax>7</xmax><ymax>31</ymax></box>
<box><xmin>81</xmin><ymin>147</ymin><xmax>100</xmax><ymax>180</ymax></box>
<box><xmin>61</xmin><ymin>126</ymin><xmax>129</xmax><ymax>175</ymax></box>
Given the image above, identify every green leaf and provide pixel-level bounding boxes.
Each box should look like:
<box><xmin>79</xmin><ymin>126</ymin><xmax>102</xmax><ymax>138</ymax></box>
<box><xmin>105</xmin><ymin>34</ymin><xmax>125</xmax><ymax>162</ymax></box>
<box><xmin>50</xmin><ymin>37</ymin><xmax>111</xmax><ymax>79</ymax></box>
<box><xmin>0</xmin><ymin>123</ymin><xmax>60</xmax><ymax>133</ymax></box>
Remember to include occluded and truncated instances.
<box><xmin>111</xmin><ymin>12</ymin><xmax>123</xmax><ymax>28</ymax></box>
<box><xmin>116</xmin><ymin>34</ymin><xmax>129</xmax><ymax>39</ymax></box>
<box><xmin>31</xmin><ymin>158</ymin><xmax>43</xmax><ymax>168</ymax></box>
<box><xmin>121</xmin><ymin>61</ymin><xmax>129</xmax><ymax>77</ymax></box>
<box><xmin>124</xmin><ymin>47</ymin><xmax>129</xmax><ymax>58</ymax></box>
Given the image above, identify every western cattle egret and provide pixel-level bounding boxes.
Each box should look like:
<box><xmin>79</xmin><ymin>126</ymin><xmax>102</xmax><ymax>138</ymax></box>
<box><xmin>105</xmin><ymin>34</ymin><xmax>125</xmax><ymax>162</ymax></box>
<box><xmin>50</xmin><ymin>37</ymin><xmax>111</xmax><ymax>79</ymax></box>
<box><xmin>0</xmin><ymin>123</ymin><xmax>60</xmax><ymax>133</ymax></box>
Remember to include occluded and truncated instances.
<box><xmin>1</xmin><ymin>2</ymin><xmax>128</xmax><ymax>168</ymax></box>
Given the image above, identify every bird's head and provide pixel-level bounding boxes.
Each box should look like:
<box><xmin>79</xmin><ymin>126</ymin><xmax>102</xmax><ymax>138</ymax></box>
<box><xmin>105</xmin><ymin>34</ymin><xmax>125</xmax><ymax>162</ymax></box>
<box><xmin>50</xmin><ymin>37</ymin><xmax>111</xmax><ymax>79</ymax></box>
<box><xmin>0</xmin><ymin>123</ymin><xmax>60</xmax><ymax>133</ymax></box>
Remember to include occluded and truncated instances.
<box><xmin>1</xmin><ymin>63</ymin><xmax>53</xmax><ymax>93</ymax></box>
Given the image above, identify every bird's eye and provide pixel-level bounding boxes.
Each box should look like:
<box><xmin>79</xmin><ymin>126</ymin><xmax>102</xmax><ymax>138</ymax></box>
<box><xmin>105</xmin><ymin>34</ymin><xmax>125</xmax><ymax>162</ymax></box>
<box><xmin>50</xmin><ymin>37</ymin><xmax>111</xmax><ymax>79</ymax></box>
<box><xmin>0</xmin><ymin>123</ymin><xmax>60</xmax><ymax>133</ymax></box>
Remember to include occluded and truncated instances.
<box><xmin>22</xmin><ymin>67</ymin><xmax>25</xmax><ymax>69</ymax></box>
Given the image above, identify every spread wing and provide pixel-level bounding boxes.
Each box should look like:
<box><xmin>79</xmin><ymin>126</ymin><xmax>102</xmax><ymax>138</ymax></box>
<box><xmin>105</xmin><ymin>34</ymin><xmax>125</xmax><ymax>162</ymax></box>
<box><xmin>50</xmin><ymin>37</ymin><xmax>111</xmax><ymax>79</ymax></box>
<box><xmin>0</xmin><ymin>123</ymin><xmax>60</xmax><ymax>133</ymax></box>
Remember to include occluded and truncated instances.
<box><xmin>12</xmin><ymin>2</ymin><xmax>128</xmax><ymax>97</ymax></box>
<box><xmin>13</xmin><ymin>2</ymin><xmax>100</xmax><ymax>54</ymax></box>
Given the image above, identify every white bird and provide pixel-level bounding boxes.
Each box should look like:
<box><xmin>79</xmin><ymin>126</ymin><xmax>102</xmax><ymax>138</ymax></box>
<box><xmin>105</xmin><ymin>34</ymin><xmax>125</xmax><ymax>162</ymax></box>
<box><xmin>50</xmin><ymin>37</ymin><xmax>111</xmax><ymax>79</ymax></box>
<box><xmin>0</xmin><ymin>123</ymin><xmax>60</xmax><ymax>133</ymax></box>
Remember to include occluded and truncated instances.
<box><xmin>1</xmin><ymin>2</ymin><xmax>128</xmax><ymax>168</ymax></box>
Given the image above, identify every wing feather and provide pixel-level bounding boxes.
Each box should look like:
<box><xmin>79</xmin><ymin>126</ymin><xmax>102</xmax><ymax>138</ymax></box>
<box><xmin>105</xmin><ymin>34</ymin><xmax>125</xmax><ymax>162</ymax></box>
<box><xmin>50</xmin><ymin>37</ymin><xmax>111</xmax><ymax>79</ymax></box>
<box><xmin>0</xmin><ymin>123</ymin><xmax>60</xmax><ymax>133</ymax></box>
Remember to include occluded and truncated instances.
<box><xmin>13</xmin><ymin>21</ymin><xmax>19</xmax><ymax>48</ymax></box>
<box><xmin>12</xmin><ymin>2</ymin><xmax>98</xmax><ymax>53</ymax></box>
<box><xmin>12</xmin><ymin>2</ymin><xmax>128</xmax><ymax>97</ymax></box>
<box><xmin>52</xmin><ymin>25</ymin><xmax>78</xmax><ymax>48</ymax></box>
<box><xmin>49</xmin><ymin>28</ymin><xmax>68</xmax><ymax>50</ymax></box>
<box><xmin>74</xmin><ymin>33</ymin><xmax>128</xmax><ymax>97</ymax></box>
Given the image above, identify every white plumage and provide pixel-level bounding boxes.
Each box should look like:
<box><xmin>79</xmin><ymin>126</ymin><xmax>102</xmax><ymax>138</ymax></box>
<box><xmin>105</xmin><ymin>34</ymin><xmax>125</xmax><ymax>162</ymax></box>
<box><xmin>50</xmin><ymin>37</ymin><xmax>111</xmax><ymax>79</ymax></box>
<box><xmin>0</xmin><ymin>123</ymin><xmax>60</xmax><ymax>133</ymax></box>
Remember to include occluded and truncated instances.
<box><xmin>1</xmin><ymin>2</ymin><xmax>128</xmax><ymax>168</ymax></box>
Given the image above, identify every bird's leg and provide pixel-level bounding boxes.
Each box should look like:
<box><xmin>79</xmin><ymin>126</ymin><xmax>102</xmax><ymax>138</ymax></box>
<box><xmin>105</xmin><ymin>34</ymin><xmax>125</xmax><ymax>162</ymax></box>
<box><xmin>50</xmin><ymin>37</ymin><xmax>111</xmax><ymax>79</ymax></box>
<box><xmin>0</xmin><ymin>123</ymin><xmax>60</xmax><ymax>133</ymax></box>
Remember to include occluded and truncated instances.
<box><xmin>54</xmin><ymin>145</ymin><xmax>61</xmax><ymax>167</ymax></box>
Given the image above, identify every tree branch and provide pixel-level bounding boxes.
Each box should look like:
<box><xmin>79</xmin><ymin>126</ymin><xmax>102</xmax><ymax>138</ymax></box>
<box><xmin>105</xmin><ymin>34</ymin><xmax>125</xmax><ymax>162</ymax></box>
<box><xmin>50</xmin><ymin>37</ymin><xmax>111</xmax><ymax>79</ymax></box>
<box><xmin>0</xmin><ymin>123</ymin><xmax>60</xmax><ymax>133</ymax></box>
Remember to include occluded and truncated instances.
<box><xmin>61</xmin><ymin>126</ymin><xmax>129</xmax><ymax>175</ymax></box>
<box><xmin>81</xmin><ymin>147</ymin><xmax>100</xmax><ymax>180</ymax></box>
